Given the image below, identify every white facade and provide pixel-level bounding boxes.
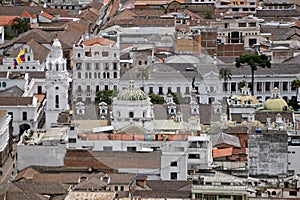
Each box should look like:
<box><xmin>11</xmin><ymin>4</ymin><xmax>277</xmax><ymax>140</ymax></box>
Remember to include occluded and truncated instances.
<box><xmin>0</xmin><ymin>111</ymin><xmax>11</xmax><ymax>153</ymax></box>
<box><xmin>72</xmin><ymin>37</ymin><xmax>120</xmax><ymax>104</ymax></box>
<box><xmin>1</xmin><ymin>44</ymin><xmax>47</xmax><ymax>72</ymax></box>
<box><xmin>45</xmin><ymin>38</ymin><xmax>69</xmax><ymax>129</ymax></box>
<box><xmin>111</xmin><ymin>81</ymin><xmax>154</xmax><ymax>131</ymax></box>
<box><xmin>211</xmin><ymin>17</ymin><xmax>264</xmax><ymax>48</ymax></box>
<box><xmin>0</xmin><ymin>26</ymin><xmax>4</xmax><ymax>45</ymax></box>
<box><xmin>0</xmin><ymin>96</ymin><xmax>44</xmax><ymax>136</ymax></box>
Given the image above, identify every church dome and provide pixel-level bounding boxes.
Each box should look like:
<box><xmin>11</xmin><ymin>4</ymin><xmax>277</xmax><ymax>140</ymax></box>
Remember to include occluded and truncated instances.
<box><xmin>264</xmin><ymin>98</ymin><xmax>289</xmax><ymax>111</ymax></box>
<box><xmin>116</xmin><ymin>80</ymin><xmax>148</xmax><ymax>101</ymax></box>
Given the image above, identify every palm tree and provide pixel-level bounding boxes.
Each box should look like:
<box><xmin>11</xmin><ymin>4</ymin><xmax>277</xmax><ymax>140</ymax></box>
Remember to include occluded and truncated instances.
<box><xmin>291</xmin><ymin>79</ymin><xmax>300</xmax><ymax>105</ymax></box>
<box><xmin>219</xmin><ymin>67</ymin><xmax>232</xmax><ymax>98</ymax></box>
<box><xmin>235</xmin><ymin>54</ymin><xmax>271</xmax><ymax>96</ymax></box>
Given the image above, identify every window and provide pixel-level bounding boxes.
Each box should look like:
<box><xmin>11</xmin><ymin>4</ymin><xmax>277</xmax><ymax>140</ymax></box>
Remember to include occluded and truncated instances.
<box><xmin>22</xmin><ymin>112</ymin><xmax>27</xmax><ymax>120</ymax></box>
<box><xmin>114</xmin><ymin>186</ymin><xmax>118</xmax><ymax>191</ymax></box>
<box><xmin>104</xmin><ymin>63</ymin><xmax>109</xmax><ymax>70</ymax></box>
<box><xmin>94</xmin><ymin>51</ymin><xmax>99</xmax><ymax>56</ymax></box>
<box><xmin>55</xmin><ymin>86</ymin><xmax>59</xmax><ymax>90</ymax></box>
<box><xmin>113</xmin><ymin>63</ymin><xmax>117</xmax><ymax>70</ymax></box>
<box><xmin>233</xmin><ymin>196</ymin><xmax>243</xmax><ymax>200</ymax></box>
<box><xmin>159</xmin><ymin>87</ymin><xmax>163</xmax><ymax>95</ymax></box>
<box><xmin>103</xmin><ymin>146</ymin><xmax>112</xmax><ymax>151</ymax></box>
<box><xmin>265</xmin><ymin>82</ymin><xmax>271</xmax><ymax>91</ymax></box>
<box><xmin>248</xmin><ymin>22</ymin><xmax>256</xmax><ymax>27</ymax></box>
<box><xmin>76</xmin><ymin>63</ymin><xmax>82</xmax><ymax>70</ymax></box>
<box><xmin>95</xmin><ymin>63</ymin><xmax>100</xmax><ymax>70</ymax></box>
<box><xmin>77</xmin><ymin>53</ymin><xmax>81</xmax><ymax>57</ymax></box>
<box><xmin>129</xmin><ymin>112</ymin><xmax>134</xmax><ymax>118</ymax></box>
<box><xmin>289</xmin><ymin>191</ymin><xmax>297</xmax><ymax>196</ymax></box>
<box><xmin>171</xmin><ymin>161</ymin><xmax>177</xmax><ymax>167</ymax></box>
<box><xmin>55</xmin><ymin>95</ymin><xmax>59</xmax><ymax>108</ymax></box>
<box><xmin>186</xmin><ymin>87</ymin><xmax>189</xmax><ymax>94</ymax></box>
<box><xmin>120</xmin><ymin>186</ymin><xmax>124</xmax><ymax>191</ymax></box>
<box><xmin>68</xmin><ymin>138</ymin><xmax>76</xmax><ymax>143</ymax></box>
<box><xmin>8</xmin><ymin>112</ymin><xmax>13</xmax><ymax>118</ymax></box>
<box><xmin>2</xmin><ymin>82</ymin><xmax>6</xmax><ymax>88</ymax></box>
<box><xmin>86</xmin><ymin>63</ymin><xmax>90</xmax><ymax>70</ymax></box>
<box><xmin>149</xmin><ymin>87</ymin><xmax>153</xmax><ymax>94</ymax></box>
<box><xmin>188</xmin><ymin>154</ymin><xmax>200</xmax><ymax>159</ymax></box>
<box><xmin>113</xmin><ymin>72</ymin><xmax>118</xmax><ymax>78</ymax></box>
<box><xmin>77</xmin><ymin>72</ymin><xmax>81</xmax><ymax>79</ymax></box>
<box><xmin>127</xmin><ymin>146</ymin><xmax>136</xmax><ymax>152</ymax></box>
<box><xmin>27</xmin><ymin>56</ymin><xmax>30</xmax><ymax>61</ymax></box>
<box><xmin>139</xmin><ymin>61</ymin><xmax>142</xmax><ymax>65</ymax></box>
<box><xmin>170</xmin><ymin>172</ymin><xmax>177</xmax><ymax>180</ymax></box>
<box><xmin>102</xmin><ymin>51</ymin><xmax>109</xmax><ymax>57</ymax></box>
<box><xmin>78</xmin><ymin>85</ymin><xmax>82</xmax><ymax>92</ymax></box>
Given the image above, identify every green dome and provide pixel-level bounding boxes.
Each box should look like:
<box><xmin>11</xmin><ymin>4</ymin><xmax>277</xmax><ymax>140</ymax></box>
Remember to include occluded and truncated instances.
<box><xmin>116</xmin><ymin>80</ymin><xmax>148</xmax><ymax>101</ymax></box>
<box><xmin>264</xmin><ymin>98</ymin><xmax>289</xmax><ymax>111</ymax></box>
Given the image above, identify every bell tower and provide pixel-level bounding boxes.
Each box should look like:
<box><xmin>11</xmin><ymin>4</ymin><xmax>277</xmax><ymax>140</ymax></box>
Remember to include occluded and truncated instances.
<box><xmin>45</xmin><ymin>38</ymin><xmax>69</xmax><ymax>129</ymax></box>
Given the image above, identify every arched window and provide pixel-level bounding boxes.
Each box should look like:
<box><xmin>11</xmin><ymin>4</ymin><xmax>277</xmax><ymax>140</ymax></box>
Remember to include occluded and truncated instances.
<box><xmin>113</xmin><ymin>72</ymin><xmax>118</xmax><ymax>78</ymax></box>
<box><xmin>98</xmin><ymin>72</ymin><xmax>101</xmax><ymax>78</ymax></box>
<box><xmin>107</xmin><ymin>72</ymin><xmax>110</xmax><ymax>79</ymax></box>
<box><xmin>56</xmin><ymin>63</ymin><xmax>59</xmax><ymax>71</ymax></box>
<box><xmin>103</xmin><ymin>72</ymin><xmax>106</xmax><ymax>79</ymax></box>
<box><xmin>78</xmin><ymin>85</ymin><xmax>82</xmax><ymax>92</ymax></box>
<box><xmin>94</xmin><ymin>72</ymin><xmax>97</xmax><ymax>79</ymax></box>
<box><xmin>2</xmin><ymin>82</ymin><xmax>6</xmax><ymax>88</ymax></box>
<box><xmin>89</xmin><ymin>72</ymin><xmax>92</xmax><ymax>79</ymax></box>
<box><xmin>49</xmin><ymin>63</ymin><xmax>52</xmax><ymax>71</ymax></box>
<box><xmin>55</xmin><ymin>95</ymin><xmax>59</xmax><ymax>108</ymax></box>
<box><xmin>77</xmin><ymin>72</ymin><xmax>81</xmax><ymax>78</ymax></box>
<box><xmin>77</xmin><ymin>53</ymin><xmax>81</xmax><ymax>57</ymax></box>
<box><xmin>85</xmin><ymin>72</ymin><xmax>88</xmax><ymax>79</ymax></box>
<box><xmin>129</xmin><ymin>112</ymin><xmax>134</xmax><ymax>118</ymax></box>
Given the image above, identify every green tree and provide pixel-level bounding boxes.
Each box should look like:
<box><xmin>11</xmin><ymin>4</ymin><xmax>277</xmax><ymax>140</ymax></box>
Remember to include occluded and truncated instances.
<box><xmin>235</xmin><ymin>54</ymin><xmax>271</xmax><ymax>96</ymax></box>
<box><xmin>219</xmin><ymin>68</ymin><xmax>232</xmax><ymax>98</ymax></box>
<box><xmin>204</xmin><ymin>10</ymin><xmax>212</xmax><ymax>19</ymax></box>
<box><xmin>95</xmin><ymin>90</ymin><xmax>115</xmax><ymax>105</ymax></box>
<box><xmin>238</xmin><ymin>80</ymin><xmax>247</xmax><ymax>91</ymax></box>
<box><xmin>291</xmin><ymin>79</ymin><xmax>300</xmax><ymax>109</ymax></box>
<box><xmin>4</xmin><ymin>26</ymin><xmax>13</xmax><ymax>40</ymax></box>
<box><xmin>170</xmin><ymin>92</ymin><xmax>186</xmax><ymax>104</ymax></box>
<box><xmin>12</xmin><ymin>18</ymin><xmax>29</xmax><ymax>35</ymax></box>
<box><xmin>149</xmin><ymin>94</ymin><xmax>164</xmax><ymax>104</ymax></box>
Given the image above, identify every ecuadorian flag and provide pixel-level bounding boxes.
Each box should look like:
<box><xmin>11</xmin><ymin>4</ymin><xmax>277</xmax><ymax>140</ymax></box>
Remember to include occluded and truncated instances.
<box><xmin>14</xmin><ymin>49</ymin><xmax>25</xmax><ymax>66</ymax></box>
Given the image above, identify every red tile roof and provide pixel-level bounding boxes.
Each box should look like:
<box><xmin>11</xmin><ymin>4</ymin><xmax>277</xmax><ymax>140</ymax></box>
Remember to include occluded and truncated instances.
<box><xmin>0</xmin><ymin>16</ymin><xmax>18</xmax><ymax>26</ymax></box>
<box><xmin>213</xmin><ymin>147</ymin><xmax>233</xmax><ymax>158</ymax></box>
<box><xmin>40</xmin><ymin>11</ymin><xmax>54</xmax><ymax>20</ymax></box>
<box><xmin>21</xmin><ymin>10</ymin><xmax>31</xmax><ymax>18</ymax></box>
<box><xmin>82</xmin><ymin>37</ymin><xmax>116</xmax><ymax>46</ymax></box>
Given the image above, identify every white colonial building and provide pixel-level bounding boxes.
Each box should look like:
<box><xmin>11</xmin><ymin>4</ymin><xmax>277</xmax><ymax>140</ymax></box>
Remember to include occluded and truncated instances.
<box><xmin>72</xmin><ymin>37</ymin><xmax>120</xmax><ymax>104</ymax></box>
<box><xmin>1</xmin><ymin>40</ymin><xmax>50</xmax><ymax>72</ymax></box>
<box><xmin>45</xmin><ymin>38</ymin><xmax>70</xmax><ymax>129</ymax></box>
<box><xmin>111</xmin><ymin>80</ymin><xmax>154</xmax><ymax>131</ymax></box>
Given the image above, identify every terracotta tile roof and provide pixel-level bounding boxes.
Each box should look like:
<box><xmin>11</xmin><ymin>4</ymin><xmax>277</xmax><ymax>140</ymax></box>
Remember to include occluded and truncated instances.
<box><xmin>0</xmin><ymin>86</ymin><xmax>24</xmax><ymax>97</ymax></box>
<box><xmin>26</xmin><ymin>39</ymin><xmax>50</xmax><ymax>64</ymax></box>
<box><xmin>109</xmin><ymin>174</ymin><xmax>135</xmax><ymax>184</ymax></box>
<box><xmin>43</xmin><ymin>8</ymin><xmax>74</xmax><ymax>17</ymax></box>
<box><xmin>134</xmin><ymin>0</ymin><xmax>184</xmax><ymax>6</ymax></box>
<box><xmin>78</xmin><ymin>8</ymin><xmax>99</xmax><ymax>23</ymax></box>
<box><xmin>56</xmin><ymin>21</ymin><xmax>87</xmax><ymax>49</ymax></box>
<box><xmin>133</xmin><ymin>180</ymin><xmax>191</xmax><ymax>198</ymax></box>
<box><xmin>213</xmin><ymin>147</ymin><xmax>233</xmax><ymax>158</ymax></box>
<box><xmin>0</xmin><ymin>6</ymin><xmax>43</xmax><ymax>16</ymax></box>
<box><xmin>21</xmin><ymin>10</ymin><xmax>31</xmax><ymax>18</ymax></box>
<box><xmin>40</xmin><ymin>11</ymin><xmax>54</xmax><ymax>20</ymax></box>
<box><xmin>87</xmin><ymin>1</ymin><xmax>103</xmax><ymax>10</ymax></box>
<box><xmin>0</xmin><ymin>16</ymin><xmax>18</xmax><ymax>26</ymax></box>
<box><xmin>73</xmin><ymin>177</ymin><xmax>107</xmax><ymax>190</ymax></box>
<box><xmin>0</xmin><ymin>97</ymin><xmax>33</xmax><ymax>106</ymax></box>
<box><xmin>90</xmin><ymin>151</ymin><xmax>161</xmax><ymax>169</ymax></box>
<box><xmin>14</xmin><ymin>167</ymin><xmax>40</xmax><ymax>182</ymax></box>
<box><xmin>14</xmin><ymin>182</ymin><xmax>68</xmax><ymax>195</ymax></box>
<box><xmin>64</xmin><ymin>149</ymin><xmax>117</xmax><ymax>172</ymax></box>
<box><xmin>82</xmin><ymin>37</ymin><xmax>116</xmax><ymax>46</ymax></box>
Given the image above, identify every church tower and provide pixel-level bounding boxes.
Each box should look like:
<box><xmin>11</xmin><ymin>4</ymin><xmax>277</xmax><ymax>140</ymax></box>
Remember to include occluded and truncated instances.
<box><xmin>45</xmin><ymin>38</ymin><xmax>69</xmax><ymax>129</ymax></box>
